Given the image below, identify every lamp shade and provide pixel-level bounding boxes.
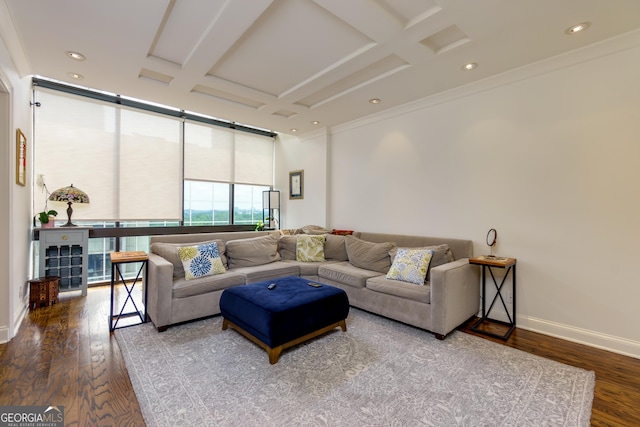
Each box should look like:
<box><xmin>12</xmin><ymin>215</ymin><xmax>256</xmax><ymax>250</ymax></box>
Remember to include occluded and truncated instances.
<box><xmin>49</xmin><ymin>184</ymin><xmax>90</xmax><ymax>204</ymax></box>
<box><xmin>49</xmin><ymin>184</ymin><xmax>90</xmax><ymax>227</ymax></box>
<box><xmin>262</xmin><ymin>190</ymin><xmax>280</xmax><ymax>229</ymax></box>
<box><xmin>262</xmin><ymin>190</ymin><xmax>280</xmax><ymax>209</ymax></box>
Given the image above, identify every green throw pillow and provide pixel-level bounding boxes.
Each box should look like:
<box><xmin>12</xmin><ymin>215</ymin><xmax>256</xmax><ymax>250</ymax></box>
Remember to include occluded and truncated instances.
<box><xmin>296</xmin><ymin>234</ymin><xmax>326</xmax><ymax>262</ymax></box>
<box><xmin>177</xmin><ymin>242</ymin><xmax>226</xmax><ymax>280</ymax></box>
<box><xmin>386</xmin><ymin>248</ymin><xmax>434</xmax><ymax>285</ymax></box>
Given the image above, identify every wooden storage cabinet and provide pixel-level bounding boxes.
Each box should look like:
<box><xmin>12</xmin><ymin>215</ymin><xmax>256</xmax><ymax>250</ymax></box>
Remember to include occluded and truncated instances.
<box><xmin>39</xmin><ymin>228</ymin><xmax>89</xmax><ymax>296</ymax></box>
<box><xmin>29</xmin><ymin>276</ymin><xmax>60</xmax><ymax>309</ymax></box>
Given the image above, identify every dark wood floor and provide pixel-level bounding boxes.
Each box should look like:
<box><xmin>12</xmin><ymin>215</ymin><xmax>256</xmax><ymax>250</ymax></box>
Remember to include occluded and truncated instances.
<box><xmin>1</xmin><ymin>285</ymin><xmax>639</xmax><ymax>426</ymax></box>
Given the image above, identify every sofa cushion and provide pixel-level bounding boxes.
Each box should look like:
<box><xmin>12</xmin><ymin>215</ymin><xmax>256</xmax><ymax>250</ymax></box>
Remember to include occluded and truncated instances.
<box><xmin>226</xmin><ymin>235</ymin><xmax>281</xmax><ymax>268</ymax></box>
<box><xmin>172</xmin><ymin>271</ymin><xmax>246</xmax><ymax>299</ymax></box>
<box><xmin>318</xmin><ymin>262</ymin><xmax>384</xmax><ymax>289</ymax></box>
<box><xmin>283</xmin><ymin>260</ymin><xmax>340</xmax><ymax>276</ymax></box>
<box><xmin>386</xmin><ymin>248</ymin><xmax>434</xmax><ymax>285</ymax></box>
<box><xmin>278</xmin><ymin>235</ymin><xmax>297</xmax><ymax>260</ymax></box>
<box><xmin>281</xmin><ymin>234</ymin><xmax>348</xmax><ymax>262</ymax></box>
<box><xmin>177</xmin><ymin>242</ymin><xmax>226</xmax><ymax>280</ymax></box>
<box><xmin>324</xmin><ymin>234</ymin><xmax>349</xmax><ymax>261</ymax></box>
<box><xmin>345</xmin><ymin>235</ymin><xmax>396</xmax><ymax>273</ymax></box>
<box><xmin>296</xmin><ymin>234</ymin><xmax>326</xmax><ymax>262</ymax></box>
<box><xmin>151</xmin><ymin>239</ymin><xmax>227</xmax><ymax>278</ymax></box>
<box><xmin>231</xmin><ymin>262</ymin><xmax>300</xmax><ymax>284</ymax></box>
<box><xmin>366</xmin><ymin>276</ymin><xmax>431</xmax><ymax>304</ymax></box>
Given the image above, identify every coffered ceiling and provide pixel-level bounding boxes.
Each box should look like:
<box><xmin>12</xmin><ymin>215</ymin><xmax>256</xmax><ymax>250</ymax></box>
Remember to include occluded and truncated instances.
<box><xmin>3</xmin><ymin>0</ymin><xmax>640</xmax><ymax>134</ymax></box>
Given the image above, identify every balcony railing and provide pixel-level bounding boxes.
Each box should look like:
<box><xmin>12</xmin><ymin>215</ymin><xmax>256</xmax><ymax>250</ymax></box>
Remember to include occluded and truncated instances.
<box><xmin>33</xmin><ymin>222</ymin><xmax>257</xmax><ymax>285</ymax></box>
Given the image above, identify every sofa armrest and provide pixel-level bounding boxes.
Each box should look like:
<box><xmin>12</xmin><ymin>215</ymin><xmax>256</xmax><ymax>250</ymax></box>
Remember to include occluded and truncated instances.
<box><xmin>429</xmin><ymin>259</ymin><xmax>480</xmax><ymax>338</ymax></box>
<box><xmin>147</xmin><ymin>253</ymin><xmax>175</xmax><ymax>331</ymax></box>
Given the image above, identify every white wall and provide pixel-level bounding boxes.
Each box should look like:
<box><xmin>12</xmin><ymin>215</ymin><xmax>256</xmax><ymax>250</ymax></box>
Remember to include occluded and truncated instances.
<box><xmin>325</xmin><ymin>33</ymin><xmax>640</xmax><ymax>357</ymax></box>
<box><xmin>275</xmin><ymin>130</ymin><xmax>329</xmax><ymax>230</ymax></box>
<box><xmin>0</xmin><ymin>33</ymin><xmax>32</xmax><ymax>342</ymax></box>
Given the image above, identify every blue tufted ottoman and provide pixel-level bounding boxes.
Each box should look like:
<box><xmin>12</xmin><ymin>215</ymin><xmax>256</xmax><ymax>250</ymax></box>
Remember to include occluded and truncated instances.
<box><xmin>220</xmin><ymin>276</ymin><xmax>349</xmax><ymax>364</ymax></box>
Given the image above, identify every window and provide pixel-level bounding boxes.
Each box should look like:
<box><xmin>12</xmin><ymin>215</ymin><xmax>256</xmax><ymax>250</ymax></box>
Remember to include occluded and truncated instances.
<box><xmin>233</xmin><ymin>184</ymin><xmax>270</xmax><ymax>225</ymax></box>
<box><xmin>34</xmin><ymin>89</ymin><xmax>183</xmax><ymax>221</ymax></box>
<box><xmin>183</xmin><ymin>121</ymin><xmax>274</xmax><ymax>186</ymax></box>
<box><xmin>183</xmin><ymin>181</ymin><xmax>230</xmax><ymax>226</ymax></box>
<box><xmin>33</xmin><ymin>80</ymin><xmax>277</xmax><ymax>284</ymax></box>
<box><xmin>33</xmin><ymin>85</ymin><xmax>276</xmax><ymax>224</ymax></box>
<box><xmin>183</xmin><ymin>181</ymin><xmax>270</xmax><ymax>226</ymax></box>
<box><xmin>182</xmin><ymin>120</ymin><xmax>275</xmax><ymax>226</ymax></box>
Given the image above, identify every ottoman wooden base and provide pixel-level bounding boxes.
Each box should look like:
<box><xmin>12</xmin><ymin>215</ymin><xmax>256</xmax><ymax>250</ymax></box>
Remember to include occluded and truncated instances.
<box><xmin>222</xmin><ymin>317</ymin><xmax>347</xmax><ymax>364</ymax></box>
<box><xmin>220</xmin><ymin>276</ymin><xmax>350</xmax><ymax>364</ymax></box>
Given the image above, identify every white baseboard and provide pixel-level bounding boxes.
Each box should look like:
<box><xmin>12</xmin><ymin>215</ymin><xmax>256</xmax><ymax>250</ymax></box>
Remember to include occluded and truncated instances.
<box><xmin>518</xmin><ymin>315</ymin><xmax>640</xmax><ymax>360</ymax></box>
<box><xmin>0</xmin><ymin>304</ymin><xmax>28</xmax><ymax>344</ymax></box>
<box><xmin>0</xmin><ymin>326</ymin><xmax>8</xmax><ymax>344</ymax></box>
<box><xmin>13</xmin><ymin>303</ymin><xmax>27</xmax><ymax>339</ymax></box>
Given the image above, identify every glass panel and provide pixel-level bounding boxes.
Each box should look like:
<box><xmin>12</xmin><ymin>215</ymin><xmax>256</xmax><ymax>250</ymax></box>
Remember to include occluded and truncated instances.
<box><xmin>184</xmin><ymin>180</ymin><xmax>230</xmax><ymax>225</ymax></box>
<box><xmin>88</xmin><ymin>236</ymin><xmax>115</xmax><ymax>284</ymax></box>
<box><xmin>234</xmin><ymin>184</ymin><xmax>270</xmax><ymax>225</ymax></box>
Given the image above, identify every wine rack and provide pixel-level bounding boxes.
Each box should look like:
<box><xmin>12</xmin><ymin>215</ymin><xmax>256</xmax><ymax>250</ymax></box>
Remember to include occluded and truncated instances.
<box><xmin>38</xmin><ymin>228</ymin><xmax>89</xmax><ymax>296</ymax></box>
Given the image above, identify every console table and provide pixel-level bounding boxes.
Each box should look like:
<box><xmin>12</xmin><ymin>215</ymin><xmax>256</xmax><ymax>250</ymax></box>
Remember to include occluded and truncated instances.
<box><xmin>38</xmin><ymin>228</ymin><xmax>89</xmax><ymax>296</ymax></box>
<box><xmin>469</xmin><ymin>256</ymin><xmax>517</xmax><ymax>339</ymax></box>
<box><xmin>109</xmin><ymin>251</ymin><xmax>149</xmax><ymax>331</ymax></box>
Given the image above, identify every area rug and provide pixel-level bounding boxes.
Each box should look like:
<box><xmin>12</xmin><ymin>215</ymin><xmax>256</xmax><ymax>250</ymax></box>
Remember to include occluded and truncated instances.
<box><xmin>115</xmin><ymin>309</ymin><xmax>594</xmax><ymax>426</ymax></box>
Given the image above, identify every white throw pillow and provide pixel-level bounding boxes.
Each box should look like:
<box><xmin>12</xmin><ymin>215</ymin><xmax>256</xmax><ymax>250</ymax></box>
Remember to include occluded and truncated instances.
<box><xmin>296</xmin><ymin>234</ymin><xmax>326</xmax><ymax>262</ymax></box>
<box><xmin>386</xmin><ymin>248</ymin><xmax>434</xmax><ymax>285</ymax></box>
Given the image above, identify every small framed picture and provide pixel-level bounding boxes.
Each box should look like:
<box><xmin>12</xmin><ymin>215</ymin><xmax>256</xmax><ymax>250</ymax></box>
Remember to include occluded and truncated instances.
<box><xmin>16</xmin><ymin>128</ymin><xmax>26</xmax><ymax>186</ymax></box>
<box><xmin>289</xmin><ymin>170</ymin><xmax>304</xmax><ymax>200</ymax></box>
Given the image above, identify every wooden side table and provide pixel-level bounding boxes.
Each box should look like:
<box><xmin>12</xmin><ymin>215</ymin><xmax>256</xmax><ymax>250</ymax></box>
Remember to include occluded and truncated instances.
<box><xmin>110</xmin><ymin>251</ymin><xmax>149</xmax><ymax>331</ymax></box>
<box><xmin>29</xmin><ymin>276</ymin><xmax>60</xmax><ymax>309</ymax></box>
<box><xmin>469</xmin><ymin>256</ymin><xmax>517</xmax><ymax>339</ymax></box>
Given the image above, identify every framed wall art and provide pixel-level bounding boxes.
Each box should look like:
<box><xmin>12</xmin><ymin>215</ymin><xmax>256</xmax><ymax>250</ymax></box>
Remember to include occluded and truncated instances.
<box><xmin>16</xmin><ymin>128</ymin><xmax>26</xmax><ymax>186</ymax></box>
<box><xmin>289</xmin><ymin>170</ymin><xmax>304</xmax><ymax>200</ymax></box>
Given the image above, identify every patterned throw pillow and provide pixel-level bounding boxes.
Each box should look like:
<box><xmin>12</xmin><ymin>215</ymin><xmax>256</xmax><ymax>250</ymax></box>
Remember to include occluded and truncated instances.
<box><xmin>386</xmin><ymin>248</ymin><xmax>434</xmax><ymax>285</ymax></box>
<box><xmin>177</xmin><ymin>242</ymin><xmax>226</xmax><ymax>280</ymax></box>
<box><xmin>296</xmin><ymin>234</ymin><xmax>326</xmax><ymax>262</ymax></box>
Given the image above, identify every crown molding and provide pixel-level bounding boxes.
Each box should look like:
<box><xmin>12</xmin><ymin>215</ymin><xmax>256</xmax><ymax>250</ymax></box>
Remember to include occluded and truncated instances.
<box><xmin>331</xmin><ymin>28</ymin><xmax>640</xmax><ymax>136</ymax></box>
<box><xmin>294</xmin><ymin>126</ymin><xmax>328</xmax><ymax>142</ymax></box>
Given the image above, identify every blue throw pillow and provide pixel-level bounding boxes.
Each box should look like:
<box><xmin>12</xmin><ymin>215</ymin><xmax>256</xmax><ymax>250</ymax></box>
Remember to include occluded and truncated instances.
<box><xmin>177</xmin><ymin>242</ymin><xmax>226</xmax><ymax>280</ymax></box>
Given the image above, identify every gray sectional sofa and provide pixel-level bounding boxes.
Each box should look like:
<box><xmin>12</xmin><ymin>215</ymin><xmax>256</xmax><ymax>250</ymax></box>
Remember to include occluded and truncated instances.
<box><xmin>146</xmin><ymin>230</ymin><xmax>480</xmax><ymax>339</ymax></box>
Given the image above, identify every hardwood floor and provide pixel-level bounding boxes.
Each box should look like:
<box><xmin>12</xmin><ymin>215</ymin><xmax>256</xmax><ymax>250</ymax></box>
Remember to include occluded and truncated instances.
<box><xmin>0</xmin><ymin>285</ymin><xmax>145</xmax><ymax>426</ymax></box>
<box><xmin>1</xmin><ymin>285</ymin><xmax>639</xmax><ymax>426</ymax></box>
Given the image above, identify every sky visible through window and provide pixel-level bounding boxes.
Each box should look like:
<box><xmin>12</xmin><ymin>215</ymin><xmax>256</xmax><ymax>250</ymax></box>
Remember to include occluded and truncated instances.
<box><xmin>184</xmin><ymin>180</ymin><xmax>268</xmax><ymax>225</ymax></box>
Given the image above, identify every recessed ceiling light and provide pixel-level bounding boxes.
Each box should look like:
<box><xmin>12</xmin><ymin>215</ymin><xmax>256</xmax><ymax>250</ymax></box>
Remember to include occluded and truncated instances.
<box><xmin>290</xmin><ymin>128</ymin><xmax>298</xmax><ymax>132</ymax></box>
<box><xmin>312</xmin><ymin>121</ymin><xmax>320</xmax><ymax>125</ymax></box>
<box><xmin>565</xmin><ymin>22</ymin><xmax>591</xmax><ymax>35</ymax></box>
<box><xmin>462</xmin><ymin>62</ymin><xmax>477</xmax><ymax>71</ymax></box>
<box><xmin>67</xmin><ymin>72</ymin><xmax>84</xmax><ymax>80</ymax></box>
<box><xmin>369</xmin><ymin>98</ymin><xmax>381</xmax><ymax>104</ymax></box>
<box><xmin>66</xmin><ymin>51</ymin><xmax>85</xmax><ymax>61</ymax></box>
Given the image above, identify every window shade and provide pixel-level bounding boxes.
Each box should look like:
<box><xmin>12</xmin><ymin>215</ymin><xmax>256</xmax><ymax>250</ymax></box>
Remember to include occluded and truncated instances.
<box><xmin>34</xmin><ymin>90</ymin><xmax>183</xmax><ymax>221</ymax></box>
<box><xmin>183</xmin><ymin>122</ymin><xmax>233</xmax><ymax>182</ymax></box>
<box><xmin>184</xmin><ymin>122</ymin><xmax>274</xmax><ymax>185</ymax></box>
<box><xmin>234</xmin><ymin>132</ymin><xmax>275</xmax><ymax>185</ymax></box>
